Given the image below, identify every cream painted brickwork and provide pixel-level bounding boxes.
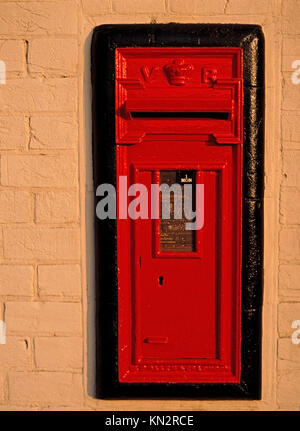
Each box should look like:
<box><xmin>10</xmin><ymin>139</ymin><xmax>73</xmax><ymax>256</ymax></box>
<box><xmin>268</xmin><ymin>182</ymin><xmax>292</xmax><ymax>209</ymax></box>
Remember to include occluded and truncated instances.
<box><xmin>0</xmin><ymin>0</ymin><xmax>297</xmax><ymax>411</ymax></box>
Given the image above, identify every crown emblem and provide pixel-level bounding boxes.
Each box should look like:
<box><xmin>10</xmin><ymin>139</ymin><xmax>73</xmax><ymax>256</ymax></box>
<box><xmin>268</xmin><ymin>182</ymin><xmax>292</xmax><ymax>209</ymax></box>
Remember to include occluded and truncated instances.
<box><xmin>164</xmin><ymin>59</ymin><xmax>194</xmax><ymax>86</ymax></box>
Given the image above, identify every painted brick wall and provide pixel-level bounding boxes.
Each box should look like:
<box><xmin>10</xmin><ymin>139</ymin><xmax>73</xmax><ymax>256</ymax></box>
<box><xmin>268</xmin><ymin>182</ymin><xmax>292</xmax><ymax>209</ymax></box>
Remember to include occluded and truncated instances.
<box><xmin>0</xmin><ymin>0</ymin><xmax>298</xmax><ymax>411</ymax></box>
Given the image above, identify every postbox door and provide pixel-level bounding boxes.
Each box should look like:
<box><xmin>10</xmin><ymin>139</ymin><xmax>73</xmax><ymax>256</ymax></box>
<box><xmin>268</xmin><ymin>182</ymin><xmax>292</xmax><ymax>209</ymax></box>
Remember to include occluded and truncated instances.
<box><xmin>137</xmin><ymin>169</ymin><xmax>217</xmax><ymax>361</ymax></box>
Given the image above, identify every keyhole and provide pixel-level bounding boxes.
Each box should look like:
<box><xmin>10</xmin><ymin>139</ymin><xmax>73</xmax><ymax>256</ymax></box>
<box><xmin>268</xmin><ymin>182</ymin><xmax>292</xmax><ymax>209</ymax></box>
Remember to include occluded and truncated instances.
<box><xmin>158</xmin><ymin>276</ymin><xmax>164</xmax><ymax>286</ymax></box>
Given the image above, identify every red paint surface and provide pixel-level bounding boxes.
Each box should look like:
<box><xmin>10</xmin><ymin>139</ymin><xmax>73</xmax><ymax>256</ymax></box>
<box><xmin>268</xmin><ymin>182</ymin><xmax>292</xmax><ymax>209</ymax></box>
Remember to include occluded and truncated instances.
<box><xmin>115</xmin><ymin>48</ymin><xmax>243</xmax><ymax>383</ymax></box>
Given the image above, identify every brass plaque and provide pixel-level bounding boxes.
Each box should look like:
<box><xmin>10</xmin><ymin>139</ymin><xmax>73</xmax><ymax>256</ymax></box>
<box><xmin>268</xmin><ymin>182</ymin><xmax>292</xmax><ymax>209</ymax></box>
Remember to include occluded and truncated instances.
<box><xmin>160</xmin><ymin>170</ymin><xmax>195</xmax><ymax>252</ymax></box>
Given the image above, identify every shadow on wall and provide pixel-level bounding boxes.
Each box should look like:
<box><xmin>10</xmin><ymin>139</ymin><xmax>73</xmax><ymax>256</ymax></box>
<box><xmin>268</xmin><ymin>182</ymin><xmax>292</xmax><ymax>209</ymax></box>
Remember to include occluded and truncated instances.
<box><xmin>84</xmin><ymin>30</ymin><xmax>96</xmax><ymax>398</ymax></box>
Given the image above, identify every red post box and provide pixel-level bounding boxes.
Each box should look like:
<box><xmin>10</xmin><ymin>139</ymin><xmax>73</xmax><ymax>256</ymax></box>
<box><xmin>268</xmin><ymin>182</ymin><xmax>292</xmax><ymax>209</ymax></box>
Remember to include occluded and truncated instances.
<box><xmin>116</xmin><ymin>48</ymin><xmax>243</xmax><ymax>383</ymax></box>
<box><xmin>92</xmin><ymin>24</ymin><xmax>264</xmax><ymax>399</ymax></box>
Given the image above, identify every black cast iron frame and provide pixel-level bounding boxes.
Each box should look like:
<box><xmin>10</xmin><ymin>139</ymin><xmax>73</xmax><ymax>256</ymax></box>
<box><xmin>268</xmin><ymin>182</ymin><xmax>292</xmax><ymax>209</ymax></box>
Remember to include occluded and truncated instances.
<box><xmin>91</xmin><ymin>24</ymin><xmax>264</xmax><ymax>399</ymax></box>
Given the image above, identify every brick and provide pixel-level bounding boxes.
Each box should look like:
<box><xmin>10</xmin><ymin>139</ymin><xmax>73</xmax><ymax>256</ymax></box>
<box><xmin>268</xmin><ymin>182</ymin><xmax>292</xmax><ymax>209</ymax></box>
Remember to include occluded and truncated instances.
<box><xmin>6</xmin><ymin>302</ymin><xmax>81</xmax><ymax>336</ymax></box>
<box><xmin>113</xmin><ymin>0</ymin><xmax>165</xmax><ymax>14</ymax></box>
<box><xmin>0</xmin><ymin>336</ymin><xmax>31</xmax><ymax>370</ymax></box>
<box><xmin>280</xmin><ymin>265</ymin><xmax>300</xmax><ymax>299</ymax></box>
<box><xmin>9</xmin><ymin>371</ymin><xmax>83</xmax><ymax>405</ymax></box>
<box><xmin>282</xmin><ymin>151</ymin><xmax>300</xmax><ymax>186</ymax></box>
<box><xmin>278</xmin><ymin>303</ymin><xmax>300</xmax><ymax>337</ymax></box>
<box><xmin>278</xmin><ymin>338</ymin><xmax>300</xmax><ymax>370</ymax></box>
<box><xmin>0</xmin><ymin>116</ymin><xmax>27</xmax><ymax>150</ymax></box>
<box><xmin>0</xmin><ymin>191</ymin><xmax>33</xmax><ymax>223</ymax></box>
<box><xmin>41</xmin><ymin>405</ymin><xmax>92</xmax><ymax>411</ymax></box>
<box><xmin>0</xmin><ymin>265</ymin><xmax>33</xmax><ymax>296</ymax></box>
<box><xmin>278</xmin><ymin>370</ymin><xmax>300</xmax><ymax>409</ymax></box>
<box><xmin>35</xmin><ymin>337</ymin><xmax>82</xmax><ymax>369</ymax></box>
<box><xmin>282</xmin><ymin>111</ymin><xmax>300</xmax><ymax>148</ymax></box>
<box><xmin>0</xmin><ymin>40</ymin><xmax>24</xmax><ymax>75</ymax></box>
<box><xmin>282</xmin><ymin>37</ymin><xmax>300</xmax><ymax>72</ymax></box>
<box><xmin>0</xmin><ymin>405</ymin><xmax>38</xmax><ymax>411</ymax></box>
<box><xmin>282</xmin><ymin>72</ymin><xmax>300</xmax><ymax>111</ymax></box>
<box><xmin>279</xmin><ymin>228</ymin><xmax>300</xmax><ymax>261</ymax></box>
<box><xmin>280</xmin><ymin>187</ymin><xmax>300</xmax><ymax>224</ymax></box>
<box><xmin>3</xmin><ymin>227</ymin><xmax>80</xmax><ymax>261</ymax></box>
<box><xmin>170</xmin><ymin>0</ymin><xmax>224</xmax><ymax>14</ymax></box>
<box><xmin>283</xmin><ymin>36</ymin><xmax>300</xmax><ymax>56</ymax></box>
<box><xmin>36</xmin><ymin>190</ymin><xmax>79</xmax><ymax>224</ymax></box>
<box><xmin>283</xmin><ymin>0</ymin><xmax>300</xmax><ymax>35</ymax></box>
<box><xmin>0</xmin><ymin>375</ymin><xmax>4</xmax><ymax>401</ymax></box>
<box><xmin>29</xmin><ymin>39</ymin><xmax>78</xmax><ymax>76</ymax></box>
<box><xmin>0</xmin><ymin>228</ymin><xmax>3</xmax><ymax>260</ymax></box>
<box><xmin>82</xmin><ymin>0</ymin><xmax>112</xmax><ymax>15</ymax></box>
<box><xmin>0</xmin><ymin>78</ymin><xmax>77</xmax><ymax>113</ymax></box>
<box><xmin>225</xmin><ymin>0</ymin><xmax>272</xmax><ymax>14</ymax></box>
<box><xmin>1</xmin><ymin>154</ymin><xmax>77</xmax><ymax>187</ymax></box>
<box><xmin>38</xmin><ymin>264</ymin><xmax>81</xmax><ymax>297</ymax></box>
<box><xmin>29</xmin><ymin>114</ymin><xmax>77</xmax><ymax>149</ymax></box>
<box><xmin>0</xmin><ymin>2</ymin><xmax>77</xmax><ymax>36</ymax></box>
